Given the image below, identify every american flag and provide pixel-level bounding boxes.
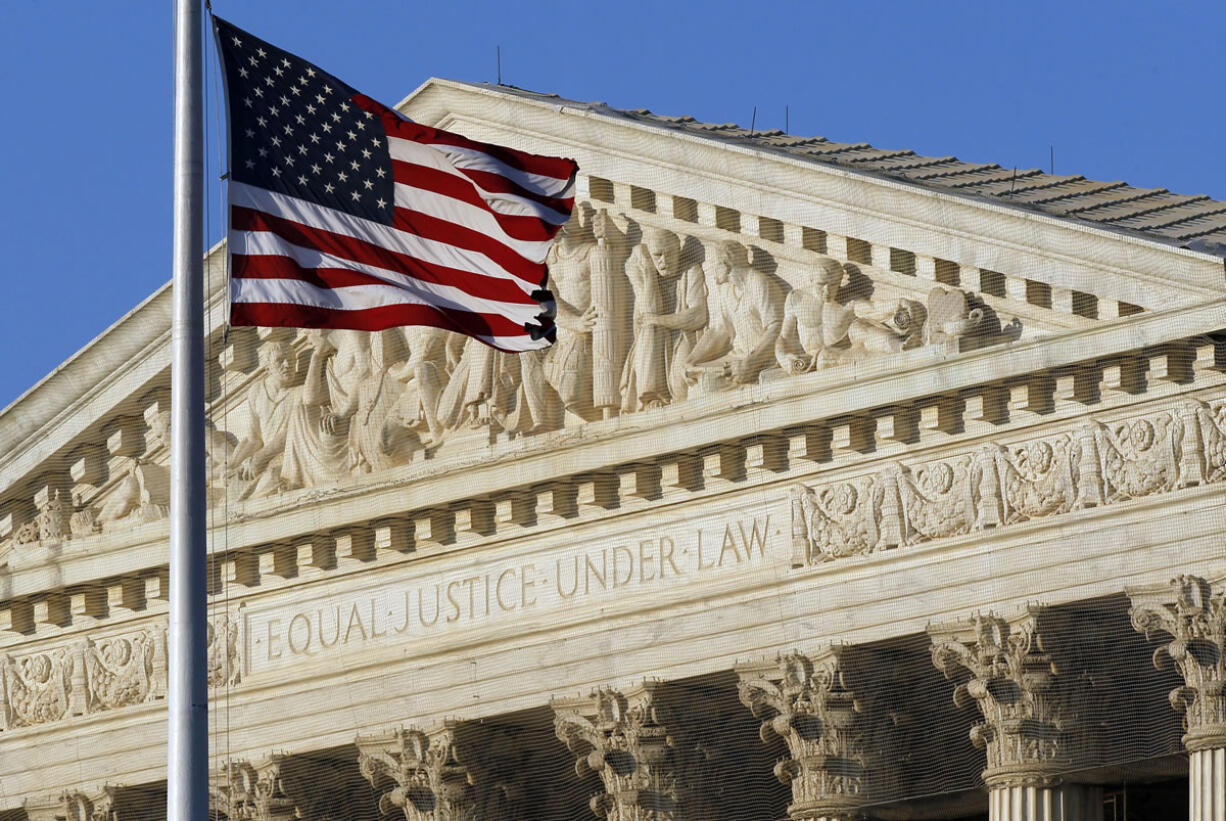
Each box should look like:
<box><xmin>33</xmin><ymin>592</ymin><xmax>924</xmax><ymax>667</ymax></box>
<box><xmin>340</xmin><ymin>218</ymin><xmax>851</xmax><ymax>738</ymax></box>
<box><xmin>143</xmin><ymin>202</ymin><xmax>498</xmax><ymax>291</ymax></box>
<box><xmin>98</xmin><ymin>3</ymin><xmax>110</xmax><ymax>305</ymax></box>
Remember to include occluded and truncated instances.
<box><xmin>214</xmin><ymin>17</ymin><xmax>576</xmax><ymax>351</ymax></box>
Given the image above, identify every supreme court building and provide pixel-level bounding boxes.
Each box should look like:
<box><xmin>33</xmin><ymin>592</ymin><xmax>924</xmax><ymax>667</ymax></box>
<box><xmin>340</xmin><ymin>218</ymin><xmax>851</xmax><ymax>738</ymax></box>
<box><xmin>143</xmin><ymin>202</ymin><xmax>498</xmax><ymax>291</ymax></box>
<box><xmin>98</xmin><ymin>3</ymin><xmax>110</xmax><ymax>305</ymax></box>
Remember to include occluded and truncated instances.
<box><xmin>1</xmin><ymin>79</ymin><xmax>1225</xmax><ymax>821</ymax></box>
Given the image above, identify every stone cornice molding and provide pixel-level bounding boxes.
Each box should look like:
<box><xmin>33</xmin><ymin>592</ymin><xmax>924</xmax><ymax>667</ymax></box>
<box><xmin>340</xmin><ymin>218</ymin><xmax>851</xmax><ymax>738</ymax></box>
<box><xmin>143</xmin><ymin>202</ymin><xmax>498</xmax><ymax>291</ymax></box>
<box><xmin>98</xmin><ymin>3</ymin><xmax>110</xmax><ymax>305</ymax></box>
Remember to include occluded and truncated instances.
<box><xmin>1128</xmin><ymin>575</ymin><xmax>1226</xmax><ymax>752</ymax></box>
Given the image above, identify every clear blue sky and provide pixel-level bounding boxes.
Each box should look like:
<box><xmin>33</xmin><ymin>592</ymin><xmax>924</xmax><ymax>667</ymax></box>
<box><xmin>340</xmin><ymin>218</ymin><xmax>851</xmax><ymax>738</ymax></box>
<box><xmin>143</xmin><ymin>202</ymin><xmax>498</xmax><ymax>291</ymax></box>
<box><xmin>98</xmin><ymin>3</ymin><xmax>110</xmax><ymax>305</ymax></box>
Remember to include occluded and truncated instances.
<box><xmin>1</xmin><ymin>0</ymin><xmax>1222</xmax><ymax>410</ymax></box>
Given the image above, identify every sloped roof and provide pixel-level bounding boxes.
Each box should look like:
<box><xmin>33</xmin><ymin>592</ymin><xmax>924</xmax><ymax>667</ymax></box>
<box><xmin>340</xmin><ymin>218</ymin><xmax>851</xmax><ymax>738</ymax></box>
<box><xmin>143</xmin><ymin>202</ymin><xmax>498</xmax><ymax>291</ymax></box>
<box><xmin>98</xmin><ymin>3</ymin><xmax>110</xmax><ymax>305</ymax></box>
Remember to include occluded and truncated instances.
<box><xmin>460</xmin><ymin>83</ymin><xmax>1226</xmax><ymax>256</ymax></box>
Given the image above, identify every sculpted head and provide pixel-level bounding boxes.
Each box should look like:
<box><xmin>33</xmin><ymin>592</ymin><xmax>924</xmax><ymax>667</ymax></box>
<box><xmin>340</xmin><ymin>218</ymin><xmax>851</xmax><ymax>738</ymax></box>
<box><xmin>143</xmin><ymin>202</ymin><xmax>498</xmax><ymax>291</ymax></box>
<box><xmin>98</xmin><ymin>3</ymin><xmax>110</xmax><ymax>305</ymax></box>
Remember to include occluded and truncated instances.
<box><xmin>711</xmin><ymin>240</ymin><xmax>749</xmax><ymax>284</ymax></box>
<box><xmin>591</xmin><ymin>209</ymin><xmax>615</xmax><ymax>242</ymax></box>
<box><xmin>259</xmin><ymin>341</ymin><xmax>294</xmax><ymax>387</ymax></box>
<box><xmin>644</xmin><ymin>227</ymin><xmax>681</xmax><ymax>278</ymax></box>
<box><xmin>813</xmin><ymin>256</ymin><xmax>845</xmax><ymax>300</ymax></box>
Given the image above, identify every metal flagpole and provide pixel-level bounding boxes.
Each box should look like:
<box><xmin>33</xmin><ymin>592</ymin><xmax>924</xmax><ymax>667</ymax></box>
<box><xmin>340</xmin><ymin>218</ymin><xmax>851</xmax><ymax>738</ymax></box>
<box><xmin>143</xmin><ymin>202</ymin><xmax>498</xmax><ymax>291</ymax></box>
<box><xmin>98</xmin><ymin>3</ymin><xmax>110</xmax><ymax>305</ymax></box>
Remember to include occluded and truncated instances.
<box><xmin>169</xmin><ymin>0</ymin><xmax>208</xmax><ymax>819</ymax></box>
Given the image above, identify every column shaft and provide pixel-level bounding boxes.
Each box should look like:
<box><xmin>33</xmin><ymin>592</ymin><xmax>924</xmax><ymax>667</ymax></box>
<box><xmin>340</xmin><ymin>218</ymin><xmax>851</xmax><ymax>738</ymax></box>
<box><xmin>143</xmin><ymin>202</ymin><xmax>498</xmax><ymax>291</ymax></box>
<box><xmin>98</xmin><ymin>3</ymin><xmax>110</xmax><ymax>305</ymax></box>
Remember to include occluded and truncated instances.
<box><xmin>989</xmin><ymin>783</ymin><xmax>1102</xmax><ymax>821</ymax></box>
<box><xmin>1190</xmin><ymin>748</ymin><xmax>1226</xmax><ymax>821</ymax></box>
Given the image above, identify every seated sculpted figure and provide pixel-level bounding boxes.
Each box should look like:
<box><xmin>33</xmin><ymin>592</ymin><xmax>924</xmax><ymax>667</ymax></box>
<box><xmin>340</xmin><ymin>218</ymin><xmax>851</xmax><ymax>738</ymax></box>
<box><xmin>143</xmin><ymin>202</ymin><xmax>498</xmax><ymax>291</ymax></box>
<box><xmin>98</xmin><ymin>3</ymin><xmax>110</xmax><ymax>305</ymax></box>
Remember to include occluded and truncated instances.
<box><xmin>229</xmin><ymin>334</ymin><xmax>340</xmax><ymax>497</ymax></box>
<box><xmin>776</xmin><ymin>255</ymin><xmax>926</xmax><ymax>371</ymax></box>
<box><xmin>686</xmin><ymin>240</ymin><xmax>784</xmax><ymax>387</ymax></box>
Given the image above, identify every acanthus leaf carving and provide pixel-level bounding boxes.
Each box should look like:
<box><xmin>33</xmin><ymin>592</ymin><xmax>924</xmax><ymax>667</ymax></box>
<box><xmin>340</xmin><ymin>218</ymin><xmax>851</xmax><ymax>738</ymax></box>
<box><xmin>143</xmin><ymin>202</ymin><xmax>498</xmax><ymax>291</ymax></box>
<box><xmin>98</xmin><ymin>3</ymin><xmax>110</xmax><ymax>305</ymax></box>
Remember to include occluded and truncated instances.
<box><xmin>1128</xmin><ymin>575</ymin><xmax>1226</xmax><ymax>751</ymax></box>
<box><xmin>928</xmin><ymin>613</ymin><xmax>1080</xmax><ymax>787</ymax></box>
<box><xmin>356</xmin><ymin>721</ymin><xmax>525</xmax><ymax>821</ymax></box>
<box><xmin>736</xmin><ymin>648</ymin><xmax>873</xmax><ymax>821</ymax></box>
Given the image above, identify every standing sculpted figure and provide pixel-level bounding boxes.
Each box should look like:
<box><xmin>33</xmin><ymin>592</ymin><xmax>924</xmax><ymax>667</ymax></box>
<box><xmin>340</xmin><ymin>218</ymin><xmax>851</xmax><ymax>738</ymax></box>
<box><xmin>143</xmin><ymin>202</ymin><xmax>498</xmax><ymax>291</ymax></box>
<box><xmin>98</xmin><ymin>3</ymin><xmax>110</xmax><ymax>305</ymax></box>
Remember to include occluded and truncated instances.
<box><xmin>588</xmin><ymin>210</ymin><xmax>632</xmax><ymax>418</ymax></box>
<box><xmin>686</xmin><ymin>240</ymin><xmax>784</xmax><ymax>387</ymax></box>
<box><xmin>632</xmin><ymin>230</ymin><xmax>709</xmax><ymax>403</ymax></box>
<box><xmin>544</xmin><ymin>213</ymin><xmax>598</xmax><ymax>423</ymax></box>
<box><xmin>229</xmin><ymin>334</ymin><xmax>341</xmax><ymax>497</ymax></box>
<box><xmin>620</xmin><ymin>226</ymin><xmax>675</xmax><ymax>411</ymax></box>
<box><xmin>389</xmin><ymin>325</ymin><xmax>450</xmax><ymax>447</ymax></box>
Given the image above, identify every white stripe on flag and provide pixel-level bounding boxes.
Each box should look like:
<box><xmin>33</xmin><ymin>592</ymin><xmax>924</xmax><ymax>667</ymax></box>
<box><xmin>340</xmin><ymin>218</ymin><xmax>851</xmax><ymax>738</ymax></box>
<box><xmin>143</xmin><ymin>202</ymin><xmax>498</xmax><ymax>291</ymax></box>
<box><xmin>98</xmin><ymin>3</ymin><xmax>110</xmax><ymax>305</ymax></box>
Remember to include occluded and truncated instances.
<box><xmin>231</xmin><ymin>230</ymin><xmax>543</xmax><ymax>324</ymax></box>
<box><xmin>230</xmin><ymin>182</ymin><xmax>539</xmax><ymax>291</ymax></box>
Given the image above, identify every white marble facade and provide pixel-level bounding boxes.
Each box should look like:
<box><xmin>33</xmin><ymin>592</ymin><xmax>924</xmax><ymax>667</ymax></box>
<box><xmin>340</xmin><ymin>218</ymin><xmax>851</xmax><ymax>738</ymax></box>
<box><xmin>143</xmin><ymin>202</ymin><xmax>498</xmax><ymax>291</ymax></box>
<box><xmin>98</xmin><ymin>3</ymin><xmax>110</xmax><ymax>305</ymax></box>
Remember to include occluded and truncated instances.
<box><xmin>1</xmin><ymin>79</ymin><xmax>1224</xmax><ymax>821</ymax></box>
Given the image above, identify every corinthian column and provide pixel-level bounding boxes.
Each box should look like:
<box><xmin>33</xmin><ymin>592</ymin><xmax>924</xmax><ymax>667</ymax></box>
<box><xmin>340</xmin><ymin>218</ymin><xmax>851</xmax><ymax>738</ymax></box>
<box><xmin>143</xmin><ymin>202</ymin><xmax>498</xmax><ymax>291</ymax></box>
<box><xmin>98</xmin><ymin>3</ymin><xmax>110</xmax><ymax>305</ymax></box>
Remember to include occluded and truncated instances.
<box><xmin>1129</xmin><ymin>575</ymin><xmax>1226</xmax><ymax>821</ymax></box>
<box><xmin>356</xmin><ymin>721</ymin><xmax>525</xmax><ymax>821</ymax></box>
<box><xmin>736</xmin><ymin>647</ymin><xmax>877</xmax><ymax>821</ymax></box>
<box><xmin>25</xmin><ymin>785</ymin><xmax>165</xmax><ymax>821</ymax></box>
<box><xmin>553</xmin><ymin>680</ymin><xmax>759</xmax><ymax>821</ymax></box>
<box><xmin>929</xmin><ymin>612</ymin><xmax>1101</xmax><ymax>821</ymax></box>
<box><xmin>210</xmin><ymin>752</ymin><xmax>374</xmax><ymax>821</ymax></box>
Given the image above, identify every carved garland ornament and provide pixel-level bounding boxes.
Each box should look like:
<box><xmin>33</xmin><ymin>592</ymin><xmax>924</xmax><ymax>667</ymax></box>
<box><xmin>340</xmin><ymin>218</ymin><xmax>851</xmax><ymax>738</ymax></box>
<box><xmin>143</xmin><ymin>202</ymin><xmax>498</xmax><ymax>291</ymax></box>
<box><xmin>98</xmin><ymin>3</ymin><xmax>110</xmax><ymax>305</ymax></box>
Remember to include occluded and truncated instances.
<box><xmin>0</xmin><ymin>618</ymin><xmax>237</xmax><ymax>730</ymax></box>
<box><xmin>791</xmin><ymin>398</ymin><xmax>1226</xmax><ymax>566</ymax></box>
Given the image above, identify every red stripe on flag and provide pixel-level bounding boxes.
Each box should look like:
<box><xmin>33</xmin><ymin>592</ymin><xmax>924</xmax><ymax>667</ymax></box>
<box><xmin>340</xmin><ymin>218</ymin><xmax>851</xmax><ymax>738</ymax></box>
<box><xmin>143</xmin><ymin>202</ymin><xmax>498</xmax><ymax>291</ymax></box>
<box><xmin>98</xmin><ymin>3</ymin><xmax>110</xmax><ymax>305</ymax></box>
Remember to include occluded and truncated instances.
<box><xmin>231</xmin><ymin>302</ymin><xmax>535</xmax><ymax>350</ymax></box>
<box><xmin>392</xmin><ymin>160</ymin><xmax>561</xmax><ymax>241</ymax></box>
<box><xmin>231</xmin><ymin>205</ymin><xmax>543</xmax><ymax>299</ymax></box>
<box><xmin>451</xmin><ymin>166</ymin><xmax>575</xmax><ymax>220</ymax></box>
<box><xmin>230</xmin><ymin>253</ymin><xmax>532</xmax><ymax>337</ymax></box>
<box><xmin>389</xmin><ymin>207</ymin><xmax>538</xmax><ymax>282</ymax></box>
<box><xmin>355</xmin><ymin>93</ymin><xmax>578</xmax><ymax>182</ymax></box>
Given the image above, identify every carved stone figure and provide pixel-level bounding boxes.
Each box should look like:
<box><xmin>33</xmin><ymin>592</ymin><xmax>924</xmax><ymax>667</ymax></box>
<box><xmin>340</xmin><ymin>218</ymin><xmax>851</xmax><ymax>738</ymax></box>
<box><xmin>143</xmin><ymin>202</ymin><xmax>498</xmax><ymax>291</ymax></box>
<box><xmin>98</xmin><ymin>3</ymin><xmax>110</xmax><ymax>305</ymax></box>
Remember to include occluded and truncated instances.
<box><xmin>437</xmin><ymin>338</ymin><xmax>516</xmax><ymax>433</ymax></box>
<box><xmin>207</xmin><ymin>616</ymin><xmax>242</xmax><ymax>688</ymax></box>
<box><xmin>796</xmin><ymin>256</ymin><xmax>926</xmax><ymax>369</ymax></box>
<box><xmin>390</xmin><ymin>325</ymin><xmax>451</xmax><ymax>447</ymax></box>
<box><xmin>621</xmin><ymin>227</ymin><xmax>679</xmax><ymax>411</ymax></box>
<box><xmin>687</xmin><ymin>240</ymin><xmax>784</xmax><ymax>388</ymax></box>
<box><xmin>588</xmin><ymin>210</ymin><xmax>632</xmax><ymax>418</ymax></box>
<box><xmin>229</xmin><ymin>335</ymin><xmax>341</xmax><ymax>497</ymax></box>
<box><xmin>544</xmin><ymin>213</ymin><xmax>598</xmax><ymax>422</ymax></box>
<box><xmin>635</xmin><ymin>232</ymin><xmax>709</xmax><ymax>404</ymax></box>
<box><xmin>320</xmin><ymin>330</ymin><xmax>419</xmax><ymax>472</ymax></box>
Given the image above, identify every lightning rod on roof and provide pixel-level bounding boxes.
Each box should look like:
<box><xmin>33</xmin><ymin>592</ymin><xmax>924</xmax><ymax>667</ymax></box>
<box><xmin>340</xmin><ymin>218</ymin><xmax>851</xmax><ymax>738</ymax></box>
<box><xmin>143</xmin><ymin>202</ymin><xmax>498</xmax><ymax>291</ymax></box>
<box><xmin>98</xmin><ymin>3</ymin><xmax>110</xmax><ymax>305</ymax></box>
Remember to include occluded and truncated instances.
<box><xmin>497</xmin><ymin>46</ymin><xmax>502</xmax><ymax>85</ymax></box>
<box><xmin>785</xmin><ymin>104</ymin><xmax>789</xmax><ymax>135</ymax></box>
<box><xmin>750</xmin><ymin>105</ymin><xmax>757</xmax><ymax>136</ymax></box>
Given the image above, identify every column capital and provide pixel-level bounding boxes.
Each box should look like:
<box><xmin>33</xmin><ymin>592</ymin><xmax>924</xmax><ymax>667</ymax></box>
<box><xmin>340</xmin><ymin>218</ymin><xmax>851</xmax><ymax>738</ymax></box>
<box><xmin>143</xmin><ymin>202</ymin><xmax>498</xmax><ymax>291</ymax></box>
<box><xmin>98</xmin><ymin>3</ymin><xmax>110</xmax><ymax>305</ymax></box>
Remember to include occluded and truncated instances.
<box><xmin>928</xmin><ymin>611</ymin><xmax>1073</xmax><ymax>788</ymax></box>
<box><xmin>736</xmin><ymin>647</ymin><xmax>872</xmax><ymax>821</ymax></box>
<box><xmin>356</xmin><ymin>721</ymin><xmax>525</xmax><ymax>821</ymax></box>
<box><xmin>553</xmin><ymin>680</ymin><xmax>757</xmax><ymax>821</ymax></box>
<box><xmin>553</xmin><ymin>682</ymin><xmax>678</xmax><ymax>820</ymax></box>
<box><xmin>210</xmin><ymin>752</ymin><xmax>366</xmax><ymax>821</ymax></box>
<box><xmin>24</xmin><ymin>785</ymin><xmax>161</xmax><ymax>821</ymax></box>
<box><xmin>1128</xmin><ymin>574</ymin><xmax>1226</xmax><ymax>752</ymax></box>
